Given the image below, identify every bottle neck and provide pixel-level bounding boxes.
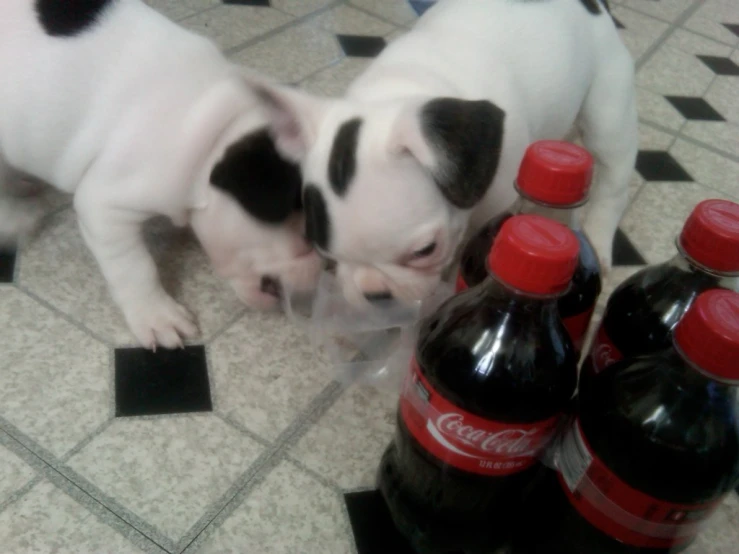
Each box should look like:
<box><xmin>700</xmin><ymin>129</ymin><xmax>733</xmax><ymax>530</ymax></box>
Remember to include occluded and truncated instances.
<box><xmin>513</xmin><ymin>196</ymin><xmax>583</xmax><ymax>230</ymax></box>
<box><xmin>483</xmin><ymin>271</ymin><xmax>563</xmax><ymax>307</ymax></box>
<box><xmin>667</xmin><ymin>346</ymin><xmax>738</xmax><ymax>394</ymax></box>
<box><xmin>669</xmin><ymin>250</ymin><xmax>739</xmax><ymax>290</ymax></box>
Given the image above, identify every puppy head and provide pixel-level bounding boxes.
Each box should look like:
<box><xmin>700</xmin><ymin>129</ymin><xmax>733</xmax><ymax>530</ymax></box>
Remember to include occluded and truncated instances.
<box><xmin>252</xmin><ymin>83</ymin><xmax>506</xmax><ymax>303</ymax></box>
<box><xmin>193</xmin><ymin>126</ymin><xmax>321</xmax><ymax>309</ymax></box>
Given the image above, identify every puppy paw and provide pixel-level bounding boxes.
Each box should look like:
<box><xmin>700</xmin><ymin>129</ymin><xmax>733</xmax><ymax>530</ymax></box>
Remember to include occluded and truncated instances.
<box><xmin>123</xmin><ymin>295</ymin><xmax>199</xmax><ymax>350</ymax></box>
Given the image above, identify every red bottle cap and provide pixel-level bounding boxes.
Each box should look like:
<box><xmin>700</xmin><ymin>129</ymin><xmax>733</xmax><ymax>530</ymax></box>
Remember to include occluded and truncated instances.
<box><xmin>679</xmin><ymin>199</ymin><xmax>739</xmax><ymax>273</ymax></box>
<box><xmin>488</xmin><ymin>214</ymin><xmax>580</xmax><ymax>295</ymax></box>
<box><xmin>674</xmin><ymin>289</ymin><xmax>739</xmax><ymax>382</ymax></box>
<box><xmin>516</xmin><ymin>141</ymin><xmax>594</xmax><ymax>206</ymax></box>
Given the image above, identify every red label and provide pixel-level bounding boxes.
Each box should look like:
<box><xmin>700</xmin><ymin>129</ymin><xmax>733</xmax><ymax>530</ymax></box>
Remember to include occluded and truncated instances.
<box><xmin>399</xmin><ymin>359</ymin><xmax>560</xmax><ymax>476</ymax></box>
<box><xmin>455</xmin><ymin>272</ymin><xmax>469</xmax><ymax>293</ymax></box>
<box><xmin>588</xmin><ymin>324</ymin><xmax>624</xmax><ymax>374</ymax></box>
<box><xmin>562</xmin><ymin>307</ymin><xmax>595</xmax><ymax>354</ymax></box>
<box><xmin>557</xmin><ymin>419</ymin><xmax>724</xmax><ymax>549</ymax></box>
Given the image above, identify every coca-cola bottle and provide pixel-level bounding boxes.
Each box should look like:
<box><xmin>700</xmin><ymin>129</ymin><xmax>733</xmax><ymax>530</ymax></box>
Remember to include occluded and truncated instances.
<box><xmin>584</xmin><ymin>199</ymin><xmax>739</xmax><ymax>377</ymax></box>
<box><xmin>378</xmin><ymin>214</ymin><xmax>580</xmax><ymax>553</ymax></box>
<box><xmin>457</xmin><ymin>140</ymin><xmax>601</xmax><ymax>354</ymax></box>
<box><xmin>514</xmin><ymin>288</ymin><xmax>739</xmax><ymax>553</ymax></box>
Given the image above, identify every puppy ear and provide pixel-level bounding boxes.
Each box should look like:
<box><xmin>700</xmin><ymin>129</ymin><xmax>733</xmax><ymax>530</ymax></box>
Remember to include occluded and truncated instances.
<box><xmin>210</xmin><ymin>129</ymin><xmax>302</xmax><ymax>225</ymax></box>
<box><xmin>244</xmin><ymin>74</ymin><xmax>328</xmax><ymax>163</ymax></box>
<box><xmin>390</xmin><ymin>97</ymin><xmax>506</xmax><ymax>209</ymax></box>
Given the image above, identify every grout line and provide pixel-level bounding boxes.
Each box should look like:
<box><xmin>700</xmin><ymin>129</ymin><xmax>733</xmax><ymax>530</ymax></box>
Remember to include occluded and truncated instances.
<box><xmin>614</xmin><ymin>0</ymin><xmax>705</xmax><ymax>28</ymax></box>
<box><xmin>347</xmin><ymin>1</ymin><xmax>415</xmax><ymax>29</ymax></box>
<box><xmin>14</xmin><ymin>284</ymin><xmax>114</xmax><ymax>347</ymax></box>
<box><xmin>0</xmin><ymin>428</ymin><xmax>170</xmax><ymax>554</ymax></box>
<box><xmin>212</xmin><ymin>411</ymin><xmax>273</xmax><ymax>448</ymax></box>
<box><xmin>60</xmin><ymin>419</ymin><xmax>115</xmax><ymax>462</ymax></box>
<box><xmin>177</xmin><ymin>380</ymin><xmax>346</xmax><ymax>553</ymax></box>
<box><xmin>633</xmin><ymin>0</ymin><xmax>709</xmax><ymax>71</ymax></box>
<box><xmin>54</xmin><ymin>463</ymin><xmax>180</xmax><ymax>552</ymax></box>
<box><xmin>638</xmin><ymin>113</ymin><xmax>739</xmax><ymax>166</ymax></box>
<box><xmin>203</xmin><ymin>307</ymin><xmax>246</xmax><ymax>345</ymax></box>
<box><xmin>0</xmin><ymin>474</ymin><xmax>44</xmax><ymax>515</ymax></box>
<box><xmin>672</xmin><ymin>130</ymin><xmax>739</xmax><ymax>164</ymax></box>
<box><xmin>297</xmin><ymin>55</ymin><xmax>352</xmax><ymax>88</ymax></box>
<box><xmin>225</xmin><ymin>0</ymin><xmax>346</xmax><ymax>57</ymax></box>
<box><xmin>284</xmin><ymin>455</ymin><xmax>345</xmax><ymax>494</ymax></box>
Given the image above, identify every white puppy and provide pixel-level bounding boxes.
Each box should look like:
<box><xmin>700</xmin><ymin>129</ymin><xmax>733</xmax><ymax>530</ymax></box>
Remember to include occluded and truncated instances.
<box><xmin>0</xmin><ymin>0</ymin><xmax>321</xmax><ymax>348</ymax></box>
<box><xmin>252</xmin><ymin>0</ymin><xmax>638</xmax><ymax>304</ymax></box>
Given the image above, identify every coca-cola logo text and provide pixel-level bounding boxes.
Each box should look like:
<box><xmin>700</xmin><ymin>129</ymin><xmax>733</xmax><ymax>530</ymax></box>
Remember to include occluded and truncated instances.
<box><xmin>436</xmin><ymin>413</ymin><xmax>545</xmax><ymax>457</ymax></box>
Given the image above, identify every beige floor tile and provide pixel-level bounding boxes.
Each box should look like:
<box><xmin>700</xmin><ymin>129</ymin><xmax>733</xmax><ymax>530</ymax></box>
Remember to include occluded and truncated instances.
<box><xmin>183</xmin><ymin>4</ymin><xmax>292</xmax><ymax>51</ymax></box>
<box><xmin>67</xmin><ymin>416</ymin><xmax>263</xmax><ymax>542</ymax></box>
<box><xmin>0</xmin><ymin>480</ymin><xmax>146</xmax><ymax>554</ymax></box>
<box><xmin>290</xmin><ymin>384</ymin><xmax>397</xmax><ymax>489</ymax></box>
<box><xmin>209</xmin><ymin>311</ymin><xmax>334</xmax><ymax>440</ymax></box>
<box><xmin>0</xmin><ymin>289</ymin><xmax>109</xmax><ymax>457</ymax></box>
<box><xmin>232</xmin><ymin>20</ymin><xmax>342</xmax><ymax>83</ymax></box>
<box><xmin>197</xmin><ymin>461</ymin><xmax>352</xmax><ymax>554</ymax></box>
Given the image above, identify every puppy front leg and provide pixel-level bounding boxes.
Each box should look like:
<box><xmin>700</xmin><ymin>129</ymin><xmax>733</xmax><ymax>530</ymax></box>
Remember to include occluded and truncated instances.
<box><xmin>75</xmin><ymin>196</ymin><xmax>198</xmax><ymax>349</ymax></box>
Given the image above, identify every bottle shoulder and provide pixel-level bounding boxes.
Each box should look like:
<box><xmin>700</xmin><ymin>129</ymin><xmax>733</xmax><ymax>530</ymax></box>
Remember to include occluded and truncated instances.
<box><xmin>579</xmin><ymin>355</ymin><xmax>739</xmax><ymax>502</ymax></box>
<box><xmin>417</xmin><ymin>288</ymin><xmax>578</xmax><ymax>423</ymax></box>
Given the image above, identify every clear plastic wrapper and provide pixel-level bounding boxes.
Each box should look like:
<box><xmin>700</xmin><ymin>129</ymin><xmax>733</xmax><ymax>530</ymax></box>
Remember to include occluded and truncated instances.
<box><xmin>282</xmin><ymin>269</ymin><xmax>453</xmax><ymax>391</ymax></box>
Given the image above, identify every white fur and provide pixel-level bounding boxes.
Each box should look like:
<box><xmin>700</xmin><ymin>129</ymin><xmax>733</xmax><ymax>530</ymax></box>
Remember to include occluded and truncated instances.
<box><xmin>0</xmin><ymin>0</ymin><xmax>321</xmax><ymax>348</ymax></box>
<box><xmin>255</xmin><ymin>0</ymin><xmax>638</xmax><ymax>303</ymax></box>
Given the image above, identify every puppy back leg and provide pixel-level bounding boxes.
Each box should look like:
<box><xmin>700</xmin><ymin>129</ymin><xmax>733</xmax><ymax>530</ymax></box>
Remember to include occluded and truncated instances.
<box><xmin>579</xmin><ymin>43</ymin><xmax>639</xmax><ymax>272</ymax></box>
<box><xmin>74</xmin><ymin>186</ymin><xmax>199</xmax><ymax>350</ymax></box>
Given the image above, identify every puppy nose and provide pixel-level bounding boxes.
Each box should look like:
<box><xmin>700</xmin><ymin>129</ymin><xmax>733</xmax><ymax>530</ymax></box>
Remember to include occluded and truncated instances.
<box><xmin>364</xmin><ymin>291</ymin><xmax>394</xmax><ymax>302</ymax></box>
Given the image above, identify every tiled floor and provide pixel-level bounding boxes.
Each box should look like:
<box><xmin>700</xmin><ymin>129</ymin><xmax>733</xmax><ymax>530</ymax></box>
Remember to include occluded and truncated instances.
<box><xmin>1</xmin><ymin>0</ymin><xmax>738</xmax><ymax>553</ymax></box>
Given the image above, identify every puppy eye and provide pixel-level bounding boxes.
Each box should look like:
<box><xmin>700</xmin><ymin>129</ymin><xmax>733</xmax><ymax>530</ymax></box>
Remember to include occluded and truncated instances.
<box><xmin>412</xmin><ymin>242</ymin><xmax>437</xmax><ymax>258</ymax></box>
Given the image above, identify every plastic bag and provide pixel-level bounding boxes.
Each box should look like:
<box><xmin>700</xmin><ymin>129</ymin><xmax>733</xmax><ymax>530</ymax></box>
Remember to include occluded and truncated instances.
<box><xmin>282</xmin><ymin>270</ymin><xmax>454</xmax><ymax>392</ymax></box>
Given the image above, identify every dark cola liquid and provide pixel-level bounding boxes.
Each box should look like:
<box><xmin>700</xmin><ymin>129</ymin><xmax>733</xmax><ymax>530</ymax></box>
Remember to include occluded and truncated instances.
<box><xmin>378</xmin><ymin>280</ymin><xmax>578</xmax><ymax>554</ymax></box>
<box><xmin>582</xmin><ymin>260</ymin><xmax>723</xmax><ymax>376</ymax></box>
<box><xmin>513</xmin><ymin>351</ymin><xmax>739</xmax><ymax>553</ymax></box>
<box><xmin>460</xmin><ymin>214</ymin><xmax>601</xmax><ymax>353</ymax></box>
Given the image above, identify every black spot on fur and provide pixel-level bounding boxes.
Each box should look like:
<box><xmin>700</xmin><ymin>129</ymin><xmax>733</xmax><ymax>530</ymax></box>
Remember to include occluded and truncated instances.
<box><xmin>35</xmin><ymin>0</ymin><xmax>117</xmax><ymax>37</ymax></box>
<box><xmin>303</xmin><ymin>185</ymin><xmax>331</xmax><ymax>251</ymax></box>
<box><xmin>421</xmin><ymin>98</ymin><xmax>505</xmax><ymax>209</ymax></box>
<box><xmin>210</xmin><ymin>129</ymin><xmax>302</xmax><ymax>225</ymax></box>
<box><xmin>579</xmin><ymin>0</ymin><xmax>610</xmax><ymax>15</ymax></box>
<box><xmin>328</xmin><ymin>118</ymin><xmax>362</xmax><ymax>197</ymax></box>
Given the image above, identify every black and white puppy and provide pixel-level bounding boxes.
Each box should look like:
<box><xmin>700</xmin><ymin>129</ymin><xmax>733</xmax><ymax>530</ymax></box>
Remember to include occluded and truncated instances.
<box><xmin>0</xmin><ymin>0</ymin><xmax>321</xmax><ymax>348</ymax></box>
<box><xmin>252</xmin><ymin>0</ymin><xmax>638</xmax><ymax>304</ymax></box>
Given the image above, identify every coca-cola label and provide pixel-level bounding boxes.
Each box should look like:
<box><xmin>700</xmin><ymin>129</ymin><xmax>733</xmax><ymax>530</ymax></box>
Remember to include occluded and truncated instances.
<box><xmin>455</xmin><ymin>272</ymin><xmax>469</xmax><ymax>293</ymax></box>
<box><xmin>588</xmin><ymin>324</ymin><xmax>623</xmax><ymax>374</ymax></box>
<box><xmin>399</xmin><ymin>358</ymin><xmax>560</xmax><ymax>476</ymax></box>
<box><xmin>562</xmin><ymin>307</ymin><xmax>595</xmax><ymax>354</ymax></box>
<box><xmin>557</xmin><ymin>419</ymin><xmax>725</xmax><ymax>549</ymax></box>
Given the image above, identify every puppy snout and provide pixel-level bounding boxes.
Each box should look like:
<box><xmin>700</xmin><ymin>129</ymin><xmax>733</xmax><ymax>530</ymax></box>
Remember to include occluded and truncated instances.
<box><xmin>292</xmin><ymin>236</ymin><xmax>313</xmax><ymax>257</ymax></box>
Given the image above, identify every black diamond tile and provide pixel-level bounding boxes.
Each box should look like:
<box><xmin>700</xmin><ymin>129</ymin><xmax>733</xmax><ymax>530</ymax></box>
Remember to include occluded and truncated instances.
<box><xmin>635</xmin><ymin>151</ymin><xmax>693</xmax><ymax>182</ymax></box>
<box><xmin>345</xmin><ymin>490</ymin><xmax>419</xmax><ymax>554</ymax></box>
<box><xmin>409</xmin><ymin>1</ymin><xmax>434</xmax><ymax>16</ymax></box>
<box><xmin>0</xmin><ymin>248</ymin><xmax>16</xmax><ymax>283</ymax></box>
<box><xmin>338</xmin><ymin>35</ymin><xmax>387</xmax><ymax>58</ymax></box>
<box><xmin>696</xmin><ymin>55</ymin><xmax>739</xmax><ymax>76</ymax></box>
<box><xmin>723</xmin><ymin>24</ymin><xmax>739</xmax><ymax>38</ymax></box>
<box><xmin>612</xmin><ymin>229</ymin><xmax>646</xmax><ymax>267</ymax></box>
<box><xmin>664</xmin><ymin>96</ymin><xmax>726</xmax><ymax>121</ymax></box>
<box><xmin>115</xmin><ymin>345</ymin><xmax>212</xmax><ymax>417</ymax></box>
<box><xmin>612</xmin><ymin>16</ymin><xmax>625</xmax><ymax>29</ymax></box>
<box><xmin>223</xmin><ymin>0</ymin><xmax>270</xmax><ymax>5</ymax></box>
